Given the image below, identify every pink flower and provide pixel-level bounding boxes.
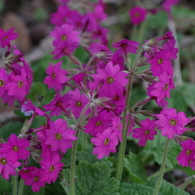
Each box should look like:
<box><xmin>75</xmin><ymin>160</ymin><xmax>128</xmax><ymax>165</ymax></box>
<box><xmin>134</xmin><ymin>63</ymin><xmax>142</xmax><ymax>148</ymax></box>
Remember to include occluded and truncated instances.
<box><xmin>89</xmin><ymin>62</ymin><xmax>128</xmax><ymax>96</ymax></box>
<box><xmin>149</xmin><ymin>72</ymin><xmax>174</xmax><ymax>106</ymax></box>
<box><xmin>0</xmin><ymin>153</ymin><xmax>21</xmax><ymax>180</ymax></box>
<box><xmin>129</xmin><ymin>7</ymin><xmax>147</xmax><ymax>25</ymax></box>
<box><xmin>176</xmin><ymin>139</ymin><xmax>195</xmax><ymax>167</ymax></box>
<box><xmin>41</xmin><ymin>154</ymin><xmax>64</xmax><ymax>184</ymax></box>
<box><xmin>24</xmin><ymin>167</ymin><xmax>45</xmax><ymax>192</ymax></box>
<box><xmin>67</xmin><ymin>88</ymin><xmax>89</xmax><ymax>119</ymax></box>
<box><xmin>112</xmin><ymin>39</ymin><xmax>139</xmax><ymax>56</ymax></box>
<box><xmin>132</xmin><ymin>118</ymin><xmax>157</xmax><ymax>146</ymax></box>
<box><xmin>19</xmin><ymin>166</ymin><xmax>35</xmax><ymax>180</ymax></box>
<box><xmin>44</xmin><ymin>61</ymin><xmax>68</xmax><ymax>91</ymax></box>
<box><xmin>5</xmin><ymin>68</ymin><xmax>28</xmax><ymax>101</ymax></box>
<box><xmin>45</xmin><ymin>119</ymin><xmax>77</xmax><ymax>153</ymax></box>
<box><xmin>163</xmin><ymin>0</ymin><xmax>180</xmax><ymax>12</ymax></box>
<box><xmin>84</xmin><ymin>110</ymin><xmax>112</xmax><ymax>136</ymax></box>
<box><xmin>0</xmin><ymin>28</ymin><xmax>18</xmax><ymax>48</ymax></box>
<box><xmin>156</xmin><ymin>108</ymin><xmax>189</xmax><ymax>139</ymax></box>
<box><xmin>43</xmin><ymin>93</ymin><xmax>71</xmax><ymax>117</ymax></box>
<box><xmin>150</xmin><ymin>49</ymin><xmax>174</xmax><ymax>77</ymax></box>
<box><xmin>0</xmin><ymin>68</ymin><xmax>8</xmax><ymax>97</ymax></box>
<box><xmin>50</xmin><ymin>24</ymin><xmax>80</xmax><ymax>47</ymax></box>
<box><xmin>0</xmin><ymin>134</ymin><xmax>30</xmax><ymax>163</ymax></box>
<box><xmin>91</xmin><ymin>128</ymin><xmax>119</xmax><ymax>159</ymax></box>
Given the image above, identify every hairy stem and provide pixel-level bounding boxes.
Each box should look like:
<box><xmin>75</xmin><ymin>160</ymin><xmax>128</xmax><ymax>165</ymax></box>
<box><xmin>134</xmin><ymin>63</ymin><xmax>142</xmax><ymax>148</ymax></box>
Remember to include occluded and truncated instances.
<box><xmin>18</xmin><ymin>178</ymin><xmax>24</xmax><ymax>195</ymax></box>
<box><xmin>12</xmin><ymin>175</ymin><xmax>18</xmax><ymax>195</ymax></box>
<box><xmin>179</xmin><ymin>176</ymin><xmax>194</xmax><ymax>195</ymax></box>
<box><xmin>152</xmin><ymin>139</ymin><xmax>170</xmax><ymax>195</ymax></box>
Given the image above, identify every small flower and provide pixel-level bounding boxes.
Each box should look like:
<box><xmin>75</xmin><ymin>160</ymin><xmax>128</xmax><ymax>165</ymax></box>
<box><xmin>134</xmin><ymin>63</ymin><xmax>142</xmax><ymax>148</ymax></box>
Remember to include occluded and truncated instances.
<box><xmin>41</xmin><ymin>153</ymin><xmax>64</xmax><ymax>184</ymax></box>
<box><xmin>44</xmin><ymin>61</ymin><xmax>68</xmax><ymax>91</ymax></box>
<box><xmin>45</xmin><ymin>119</ymin><xmax>77</xmax><ymax>153</ymax></box>
<box><xmin>0</xmin><ymin>153</ymin><xmax>21</xmax><ymax>180</ymax></box>
<box><xmin>176</xmin><ymin>139</ymin><xmax>195</xmax><ymax>167</ymax></box>
<box><xmin>0</xmin><ymin>28</ymin><xmax>18</xmax><ymax>48</ymax></box>
<box><xmin>24</xmin><ymin>167</ymin><xmax>45</xmax><ymax>192</ymax></box>
<box><xmin>91</xmin><ymin>128</ymin><xmax>119</xmax><ymax>159</ymax></box>
<box><xmin>156</xmin><ymin>108</ymin><xmax>189</xmax><ymax>139</ymax></box>
<box><xmin>0</xmin><ymin>134</ymin><xmax>30</xmax><ymax>163</ymax></box>
<box><xmin>129</xmin><ymin>7</ymin><xmax>147</xmax><ymax>25</ymax></box>
<box><xmin>132</xmin><ymin>118</ymin><xmax>157</xmax><ymax>146</ymax></box>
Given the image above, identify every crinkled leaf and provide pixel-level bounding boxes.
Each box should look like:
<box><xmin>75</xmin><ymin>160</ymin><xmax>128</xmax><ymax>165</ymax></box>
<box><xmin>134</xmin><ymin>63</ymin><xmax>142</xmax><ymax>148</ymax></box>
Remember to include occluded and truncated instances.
<box><xmin>62</xmin><ymin>160</ymin><xmax>119</xmax><ymax>195</ymax></box>
<box><xmin>120</xmin><ymin>182</ymin><xmax>163</xmax><ymax>195</ymax></box>
<box><xmin>143</xmin><ymin>133</ymin><xmax>181</xmax><ymax>168</ymax></box>
<box><xmin>42</xmin><ymin>88</ymin><xmax>56</xmax><ymax>105</ymax></box>
<box><xmin>124</xmin><ymin>153</ymin><xmax>147</xmax><ymax>183</ymax></box>
<box><xmin>147</xmin><ymin>177</ymin><xmax>190</xmax><ymax>195</ymax></box>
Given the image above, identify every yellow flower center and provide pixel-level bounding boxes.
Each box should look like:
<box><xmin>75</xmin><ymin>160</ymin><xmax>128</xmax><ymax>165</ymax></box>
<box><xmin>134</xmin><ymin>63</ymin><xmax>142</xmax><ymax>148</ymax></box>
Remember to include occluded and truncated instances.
<box><xmin>61</xmin><ymin>35</ymin><xmax>67</xmax><ymax>41</ymax></box>
<box><xmin>144</xmin><ymin>130</ymin><xmax>150</xmax><ymax>135</ymax></box>
<box><xmin>18</xmin><ymin>81</ymin><xmax>23</xmax><ymax>87</ymax></box>
<box><xmin>164</xmin><ymin>83</ymin><xmax>169</xmax><ymax>90</ymax></box>
<box><xmin>169</xmin><ymin>119</ymin><xmax>177</xmax><ymax>126</ymax></box>
<box><xmin>76</xmin><ymin>101</ymin><xmax>82</xmax><ymax>107</ymax></box>
<box><xmin>0</xmin><ymin>158</ymin><xmax>7</xmax><ymax>165</ymax></box>
<box><xmin>50</xmin><ymin>165</ymin><xmax>55</xmax><ymax>172</ymax></box>
<box><xmin>34</xmin><ymin>177</ymin><xmax>39</xmax><ymax>181</ymax></box>
<box><xmin>55</xmin><ymin>133</ymin><xmax>62</xmax><ymax>140</ymax></box>
<box><xmin>186</xmin><ymin>150</ymin><xmax>192</xmax><ymax>155</ymax></box>
<box><xmin>104</xmin><ymin>138</ymin><xmax>110</xmax><ymax>145</ymax></box>
<box><xmin>107</xmin><ymin>77</ymin><xmax>114</xmax><ymax>84</ymax></box>
<box><xmin>96</xmin><ymin>121</ymin><xmax>102</xmax><ymax>126</ymax></box>
<box><xmin>13</xmin><ymin>146</ymin><xmax>19</xmax><ymax>151</ymax></box>
<box><xmin>0</xmin><ymin>80</ymin><xmax>4</xmax><ymax>87</ymax></box>
<box><xmin>52</xmin><ymin>73</ymin><xmax>56</xmax><ymax>79</ymax></box>
<box><xmin>158</xmin><ymin>58</ymin><xmax>163</xmax><ymax>64</ymax></box>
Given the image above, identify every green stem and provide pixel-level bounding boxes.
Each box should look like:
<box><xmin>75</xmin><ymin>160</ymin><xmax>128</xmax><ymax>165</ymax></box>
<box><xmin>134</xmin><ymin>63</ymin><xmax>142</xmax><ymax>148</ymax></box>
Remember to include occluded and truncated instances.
<box><xmin>152</xmin><ymin>139</ymin><xmax>170</xmax><ymax>195</ymax></box>
<box><xmin>70</xmin><ymin>128</ymin><xmax>79</xmax><ymax>195</ymax></box>
<box><xmin>70</xmin><ymin>103</ymin><xmax>90</xmax><ymax>195</ymax></box>
<box><xmin>12</xmin><ymin>175</ymin><xmax>18</xmax><ymax>195</ymax></box>
<box><xmin>115</xmin><ymin>44</ymin><xmax>146</xmax><ymax>182</ymax></box>
<box><xmin>179</xmin><ymin>177</ymin><xmax>193</xmax><ymax>195</ymax></box>
<box><xmin>18</xmin><ymin>178</ymin><xmax>24</xmax><ymax>195</ymax></box>
<box><xmin>148</xmin><ymin>167</ymin><xmax>172</xmax><ymax>180</ymax></box>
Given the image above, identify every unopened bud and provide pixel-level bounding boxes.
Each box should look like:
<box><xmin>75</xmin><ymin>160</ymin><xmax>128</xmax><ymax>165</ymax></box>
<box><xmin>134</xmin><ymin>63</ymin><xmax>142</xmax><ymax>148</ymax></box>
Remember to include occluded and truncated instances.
<box><xmin>140</xmin><ymin>110</ymin><xmax>154</xmax><ymax>117</ymax></box>
<box><xmin>136</xmin><ymin>98</ymin><xmax>153</xmax><ymax>107</ymax></box>
<box><xmin>141</xmin><ymin>75</ymin><xmax>156</xmax><ymax>83</ymax></box>
<box><xmin>174</xmin><ymin>135</ymin><xmax>191</xmax><ymax>146</ymax></box>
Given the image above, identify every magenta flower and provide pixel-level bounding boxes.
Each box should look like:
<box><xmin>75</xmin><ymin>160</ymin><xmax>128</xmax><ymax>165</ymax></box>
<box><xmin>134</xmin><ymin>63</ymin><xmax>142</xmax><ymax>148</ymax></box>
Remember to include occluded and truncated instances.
<box><xmin>19</xmin><ymin>166</ymin><xmax>35</xmax><ymax>180</ymax></box>
<box><xmin>91</xmin><ymin>128</ymin><xmax>119</xmax><ymax>159</ymax></box>
<box><xmin>43</xmin><ymin>93</ymin><xmax>71</xmax><ymax>117</ymax></box>
<box><xmin>24</xmin><ymin>167</ymin><xmax>45</xmax><ymax>192</ymax></box>
<box><xmin>67</xmin><ymin>88</ymin><xmax>89</xmax><ymax>119</ymax></box>
<box><xmin>0</xmin><ymin>28</ymin><xmax>18</xmax><ymax>48</ymax></box>
<box><xmin>156</xmin><ymin>108</ymin><xmax>189</xmax><ymax>139</ymax></box>
<box><xmin>50</xmin><ymin>24</ymin><xmax>80</xmax><ymax>47</ymax></box>
<box><xmin>44</xmin><ymin>61</ymin><xmax>68</xmax><ymax>91</ymax></box>
<box><xmin>5</xmin><ymin>68</ymin><xmax>28</xmax><ymax>101</ymax></box>
<box><xmin>132</xmin><ymin>118</ymin><xmax>157</xmax><ymax>147</ymax></box>
<box><xmin>89</xmin><ymin>62</ymin><xmax>128</xmax><ymax>96</ymax></box>
<box><xmin>41</xmin><ymin>153</ymin><xmax>64</xmax><ymax>184</ymax></box>
<box><xmin>84</xmin><ymin>110</ymin><xmax>112</xmax><ymax>136</ymax></box>
<box><xmin>163</xmin><ymin>0</ymin><xmax>180</xmax><ymax>12</ymax></box>
<box><xmin>45</xmin><ymin>119</ymin><xmax>77</xmax><ymax>153</ymax></box>
<box><xmin>112</xmin><ymin>39</ymin><xmax>139</xmax><ymax>56</ymax></box>
<box><xmin>0</xmin><ymin>134</ymin><xmax>30</xmax><ymax>163</ymax></box>
<box><xmin>176</xmin><ymin>139</ymin><xmax>195</xmax><ymax>167</ymax></box>
<box><xmin>129</xmin><ymin>7</ymin><xmax>147</xmax><ymax>25</ymax></box>
<box><xmin>0</xmin><ymin>68</ymin><xmax>8</xmax><ymax>97</ymax></box>
<box><xmin>0</xmin><ymin>153</ymin><xmax>21</xmax><ymax>180</ymax></box>
<box><xmin>149</xmin><ymin>72</ymin><xmax>174</xmax><ymax>106</ymax></box>
<box><xmin>150</xmin><ymin>49</ymin><xmax>174</xmax><ymax>77</ymax></box>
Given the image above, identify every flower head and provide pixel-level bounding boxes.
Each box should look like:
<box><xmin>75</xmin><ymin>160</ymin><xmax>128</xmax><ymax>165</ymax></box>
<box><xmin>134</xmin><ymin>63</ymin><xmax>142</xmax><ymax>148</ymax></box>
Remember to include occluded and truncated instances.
<box><xmin>129</xmin><ymin>7</ymin><xmax>147</xmax><ymax>25</ymax></box>
<box><xmin>156</xmin><ymin>108</ymin><xmax>189</xmax><ymax>139</ymax></box>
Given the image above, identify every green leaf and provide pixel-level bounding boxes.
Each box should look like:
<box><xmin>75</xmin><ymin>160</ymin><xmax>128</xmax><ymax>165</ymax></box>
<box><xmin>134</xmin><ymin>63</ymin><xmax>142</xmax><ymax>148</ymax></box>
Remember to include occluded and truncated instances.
<box><xmin>124</xmin><ymin>153</ymin><xmax>147</xmax><ymax>183</ymax></box>
<box><xmin>0</xmin><ymin>176</ymin><xmax>12</xmax><ymax>194</ymax></box>
<box><xmin>42</xmin><ymin>89</ymin><xmax>55</xmax><ymax>105</ymax></box>
<box><xmin>0</xmin><ymin>122</ymin><xmax>23</xmax><ymax>140</ymax></box>
<box><xmin>63</xmin><ymin>160</ymin><xmax>119</xmax><ymax>195</ymax></box>
<box><xmin>147</xmin><ymin>177</ymin><xmax>190</xmax><ymax>195</ymax></box>
<box><xmin>120</xmin><ymin>182</ymin><xmax>162</xmax><ymax>195</ymax></box>
<box><xmin>142</xmin><ymin>133</ymin><xmax>181</xmax><ymax>169</ymax></box>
